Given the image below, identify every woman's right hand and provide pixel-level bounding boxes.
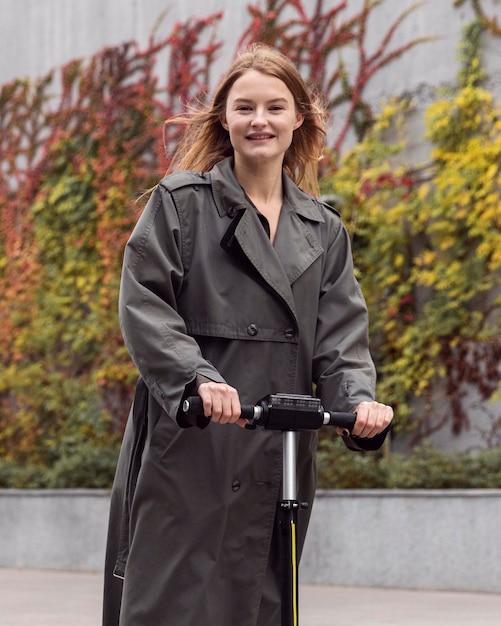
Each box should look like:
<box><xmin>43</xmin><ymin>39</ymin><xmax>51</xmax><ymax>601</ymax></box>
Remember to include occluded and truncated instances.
<box><xmin>197</xmin><ymin>382</ymin><xmax>247</xmax><ymax>428</ymax></box>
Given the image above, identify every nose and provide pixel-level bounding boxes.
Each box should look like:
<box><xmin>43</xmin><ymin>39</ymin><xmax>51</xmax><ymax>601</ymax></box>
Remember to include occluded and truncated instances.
<box><xmin>251</xmin><ymin>107</ymin><xmax>267</xmax><ymax>126</ymax></box>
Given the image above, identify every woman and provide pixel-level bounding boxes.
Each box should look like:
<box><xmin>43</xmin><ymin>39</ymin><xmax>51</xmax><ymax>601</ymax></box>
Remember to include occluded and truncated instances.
<box><xmin>103</xmin><ymin>43</ymin><xmax>393</xmax><ymax>626</ymax></box>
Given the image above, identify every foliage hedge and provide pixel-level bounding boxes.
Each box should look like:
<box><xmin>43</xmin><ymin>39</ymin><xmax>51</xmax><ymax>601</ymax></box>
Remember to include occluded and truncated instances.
<box><xmin>317</xmin><ymin>437</ymin><xmax>501</xmax><ymax>489</ymax></box>
<box><xmin>2</xmin><ymin>435</ymin><xmax>501</xmax><ymax>490</ymax></box>
<box><xmin>0</xmin><ymin>442</ymin><xmax>119</xmax><ymax>489</ymax></box>
<box><xmin>321</xmin><ymin>20</ymin><xmax>501</xmax><ymax>440</ymax></box>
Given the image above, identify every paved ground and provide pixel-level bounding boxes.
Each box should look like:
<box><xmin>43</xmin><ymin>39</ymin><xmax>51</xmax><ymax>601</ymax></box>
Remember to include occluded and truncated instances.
<box><xmin>1</xmin><ymin>568</ymin><xmax>501</xmax><ymax>625</ymax></box>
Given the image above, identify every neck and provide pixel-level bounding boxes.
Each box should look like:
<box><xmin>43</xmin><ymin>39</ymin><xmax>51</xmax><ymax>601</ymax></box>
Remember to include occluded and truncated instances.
<box><xmin>232</xmin><ymin>157</ymin><xmax>284</xmax><ymax>244</ymax></box>
<box><xmin>233</xmin><ymin>158</ymin><xmax>284</xmax><ymax>205</ymax></box>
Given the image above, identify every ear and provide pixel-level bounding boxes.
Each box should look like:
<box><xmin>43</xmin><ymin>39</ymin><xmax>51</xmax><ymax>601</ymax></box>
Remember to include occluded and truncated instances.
<box><xmin>293</xmin><ymin>114</ymin><xmax>304</xmax><ymax>131</ymax></box>
<box><xmin>220</xmin><ymin>115</ymin><xmax>229</xmax><ymax>131</ymax></box>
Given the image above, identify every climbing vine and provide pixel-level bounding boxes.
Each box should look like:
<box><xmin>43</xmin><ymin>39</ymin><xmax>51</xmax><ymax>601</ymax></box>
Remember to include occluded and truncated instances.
<box><xmin>2</xmin><ymin>1</ymin><xmax>498</xmax><ymax>485</ymax></box>
<box><xmin>0</xmin><ymin>17</ymin><xmax>222</xmax><ymax>482</ymax></box>
<box><xmin>454</xmin><ymin>0</ymin><xmax>501</xmax><ymax>36</ymax></box>
<box><xmin>238</xmin><ymin>0</ymin><xmax>433</xmax><ymax>155</ymax></box>
<box><xmin>323</xmin><ymin>20</ymin><xmax>501</xmax><ymax>444</ymax></box>
<box><xmin>0</xmin><ymin>0</ymin><xmax>432</xmax><ymax>485</ymax></box>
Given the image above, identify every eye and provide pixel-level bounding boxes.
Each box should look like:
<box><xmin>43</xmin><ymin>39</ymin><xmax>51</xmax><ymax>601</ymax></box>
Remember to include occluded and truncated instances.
<box><xmin>236</xmin><ymin>105</ymin><xmax>253</xmax><ymax>112</ymax></box>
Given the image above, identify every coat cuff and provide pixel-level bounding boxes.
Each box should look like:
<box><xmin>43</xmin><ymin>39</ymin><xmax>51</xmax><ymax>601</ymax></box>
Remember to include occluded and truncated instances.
<box><xmin>342</xmin><ymin>425</ymin><xmax>391</xmax><ymax>451</ymax></box>
<box><xmin>176</xmin><ymin>374</ymin><xmax>214</xmax><ymax>429</ymax></box>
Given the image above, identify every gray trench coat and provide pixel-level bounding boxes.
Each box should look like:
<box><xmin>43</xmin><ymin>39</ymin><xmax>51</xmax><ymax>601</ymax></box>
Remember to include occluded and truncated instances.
<box><xmin>103</xmin><ymin>157</ymin><xmax>382</xmax><ymax>626</ymax></box>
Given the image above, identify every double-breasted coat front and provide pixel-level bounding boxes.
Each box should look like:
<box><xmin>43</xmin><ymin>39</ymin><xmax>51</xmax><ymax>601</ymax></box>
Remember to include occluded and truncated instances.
<box><xmin>103</xmin><ymin>157</ymin><xmax>380</xmax><ymax>626</ymax></box>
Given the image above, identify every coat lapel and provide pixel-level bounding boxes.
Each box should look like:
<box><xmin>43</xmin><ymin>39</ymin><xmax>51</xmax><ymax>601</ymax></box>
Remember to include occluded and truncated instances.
<box><xmin>273</xmin><ymin>194</ymin><xmax>324</xmax><ymax>284</ymax></box>
<box><xmin>233</xmin><ymin>207</ymin><xmax>299</xmax><ymax>319</ymax></box>
<box><xmin>212</xmin><ymin>158</ymin><xmax>325</xmax><ymax>321</ymax></box>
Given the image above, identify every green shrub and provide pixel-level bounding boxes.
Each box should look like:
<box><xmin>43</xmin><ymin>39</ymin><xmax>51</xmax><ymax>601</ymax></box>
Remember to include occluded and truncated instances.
<box><xmin>0</xmin><ymin>441</ymin><xmax>119</xmax><ymax>489</ymax></box>
<box><xmin>317</xmin><ymin>436</ymin><xmax>501</xmax><ymax>489</ymax></box>
<box><xmin>0</xmin><ymin>459</ymin><xmax>51</xmax><ymax>489</ymax></box>
<box><xmin>2</xmin><ymin>435</ymin><xmax>501</xmax><ymax>490</ymax></box>
<box><xmin>44</xmin><ymin>441</ymin><xmax>120</xmax><ymax>488</ymax></box>
<box><xmin>317</xmin><ymin>436</ymin><xmax>388</xmax><ymax>489</ymax></box>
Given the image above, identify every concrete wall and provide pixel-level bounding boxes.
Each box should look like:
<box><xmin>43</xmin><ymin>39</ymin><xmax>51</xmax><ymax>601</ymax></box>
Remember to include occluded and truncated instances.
<box><xmin>0</xmin><ymin>0</ymin><xmax>248</xmax><ymax>86</ymax></box>
<box><xmin>0</xmin><ymin>490</ymin><xmax>109</xmax><ymax>571</ymax></box>
<box><xmin>301</xmin><ymin>489</ymin><xmax>501</xmax><ymax>593</ymax></box>
<box><xmin>2</xmin><ymin>489</ymin><xmax>501</xmax><ymax>593</ymax></box>
<box><xmin>3</xmin><ymin>1</ymin><xmax>500</xmax><ymax>106</ymax></box>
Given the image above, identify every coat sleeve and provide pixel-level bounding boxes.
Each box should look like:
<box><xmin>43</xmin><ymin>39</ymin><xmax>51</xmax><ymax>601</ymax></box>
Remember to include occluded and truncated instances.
<box><xmin>119</xmin><ymin>185</ymin><xmax>226</xmax><ymax>422</ymax></box>
<box><xmin>312</xmin><ymin>215</ymin><xmax>388</xmax><ymax>451</ymax></box>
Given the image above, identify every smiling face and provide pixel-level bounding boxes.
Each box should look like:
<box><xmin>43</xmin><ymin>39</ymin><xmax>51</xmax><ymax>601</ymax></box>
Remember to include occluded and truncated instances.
<box><xmin>221</xmin><ymin>69</ymin><xmax>304</xmax><ymax>171</ymax></box>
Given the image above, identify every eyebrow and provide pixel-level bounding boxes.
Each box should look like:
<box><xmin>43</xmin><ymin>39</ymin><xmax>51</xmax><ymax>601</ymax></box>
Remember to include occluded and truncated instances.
<box><xmin>232</xmin><ymin>97</ymin><xmax>289</xmax><ymax>105</ymax></box>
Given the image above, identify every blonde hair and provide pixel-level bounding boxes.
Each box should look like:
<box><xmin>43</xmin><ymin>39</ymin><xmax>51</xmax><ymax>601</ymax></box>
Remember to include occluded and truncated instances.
<box><xmin>165</xmin><ymin>43</ymin><xmax>326</xmax><ymax>196</ymax></box>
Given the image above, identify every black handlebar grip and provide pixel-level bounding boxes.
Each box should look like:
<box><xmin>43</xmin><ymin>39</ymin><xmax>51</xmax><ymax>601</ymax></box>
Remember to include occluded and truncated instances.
<box><xmin>325</xmin><ymin>412</ymin><xmax>357</xmax><ymax>429</ymax></box>
<box><xmin>183</xmin><ymin>397</ymin><xmax>257</xmax><ymax>421</ymax></box>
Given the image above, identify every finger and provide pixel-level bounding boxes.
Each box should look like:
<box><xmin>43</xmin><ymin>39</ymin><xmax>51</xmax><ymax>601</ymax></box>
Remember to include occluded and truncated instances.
<box><xmin>229</xmin><ymin>397</ymin><xmax>242</xmax><ymax>424</ymax></box>
<box><xmin>218</xmin><ymin>401</ymin><xmax>235</xmax><ymax>424</ymax></box>
<box><xmin>210</xmin><ymin>387</ymin><xmax>241</xmax><ymax>425</ymax></box>
<box><xmin>214</xmin><ymin>389</ymin><xmax>238</xmax><ymax>424</ymax></box>
<box><xmin>352</xmin><ymin>402</ymin><xmax>370</xmax><ymax>437</ymax></box>
<box><xmin>197</xmin><ymin>390</ymin><xmax>214</xmax><ymax>418</ymax></box>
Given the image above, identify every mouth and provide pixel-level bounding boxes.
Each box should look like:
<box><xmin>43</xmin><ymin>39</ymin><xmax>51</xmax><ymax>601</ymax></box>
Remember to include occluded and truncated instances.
<box><xmin>246</xmin><ymin>133</ymin><xmax>275</xmax><ymax>141</ymax></box>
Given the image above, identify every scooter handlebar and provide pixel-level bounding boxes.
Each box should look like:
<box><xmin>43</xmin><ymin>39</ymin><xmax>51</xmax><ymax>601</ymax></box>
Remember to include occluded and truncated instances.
<box><xmin>182</xmin><ymin>395</ymin><xmax>356</xmax><ymax>432</ymax></box>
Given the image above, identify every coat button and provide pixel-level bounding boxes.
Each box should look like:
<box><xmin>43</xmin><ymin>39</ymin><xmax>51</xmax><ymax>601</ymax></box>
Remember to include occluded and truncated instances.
<box><xmin>284</xmin><ymin>327</ymin><xmax>295</xmax><ymax>339</ymax></box>
<box><xmin>232</xmin><ymin>480</ymin><xmax>241</xmax><ymax>492</ymax></box>
<box><xmin>247</xmin><ymin>324</ymin><xmax>258</xmax><ymax>336</ymax></box>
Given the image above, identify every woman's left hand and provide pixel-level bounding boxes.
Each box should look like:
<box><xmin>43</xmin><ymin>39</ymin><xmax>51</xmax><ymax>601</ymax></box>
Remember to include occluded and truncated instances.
<box><xmin>338</xmin><ymin>401</ymin><xmax>393</xmax><ymax>438</ymax></box>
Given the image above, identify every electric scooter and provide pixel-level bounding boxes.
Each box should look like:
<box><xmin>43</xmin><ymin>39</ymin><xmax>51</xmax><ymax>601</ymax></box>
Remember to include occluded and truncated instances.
<box><xmin>183</xmin><ymin>392</ymin><xmax>356</xmax><ymax>626</ymax></box>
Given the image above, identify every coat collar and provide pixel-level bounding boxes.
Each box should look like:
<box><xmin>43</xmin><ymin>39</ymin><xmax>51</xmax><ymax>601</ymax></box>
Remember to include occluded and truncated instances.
<box><xmin>210</xmin><ymin>157</ymin><xmax>325</xmax><ymax>224</ymax></box>
<box><xmin>211</xmin><ymin>157</ymin><xmax>325</xmax><ymax>323</ymax></box>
